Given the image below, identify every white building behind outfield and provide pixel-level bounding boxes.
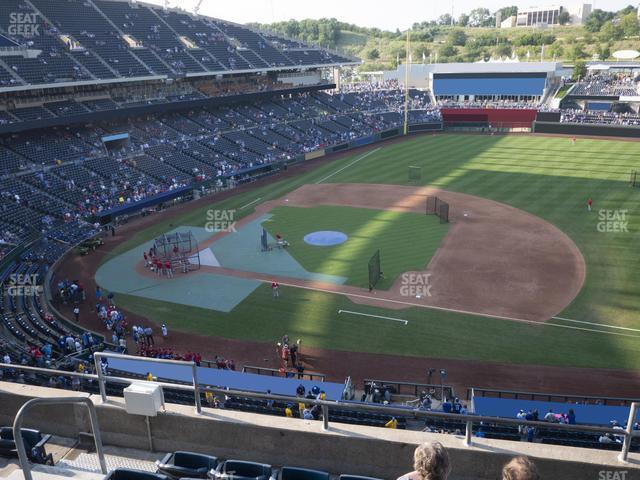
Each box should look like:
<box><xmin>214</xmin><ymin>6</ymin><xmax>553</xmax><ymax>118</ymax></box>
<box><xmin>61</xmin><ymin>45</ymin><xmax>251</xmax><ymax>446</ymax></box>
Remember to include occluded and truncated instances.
<box><xmin>499</xmin><ymin>3</ymin><xmax>592</xmax><ymax>27</ymax></box>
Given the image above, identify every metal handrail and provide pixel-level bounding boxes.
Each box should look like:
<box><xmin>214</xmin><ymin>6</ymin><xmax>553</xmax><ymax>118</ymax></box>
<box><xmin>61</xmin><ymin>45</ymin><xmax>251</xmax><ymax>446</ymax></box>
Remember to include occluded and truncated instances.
<box><xmin>469</xmin><ymin>386</ymin><xmax>640</xmax><ymax>406</ymax></box>
<box><xmin>1</xmin><ymin>359</ymin><xmax>639</xmax><ymax>463</ymax></box>
<box><xmin>13</xmin><ymin>396</ymin><xmax>107</xmax><ymax>480</ymax></box>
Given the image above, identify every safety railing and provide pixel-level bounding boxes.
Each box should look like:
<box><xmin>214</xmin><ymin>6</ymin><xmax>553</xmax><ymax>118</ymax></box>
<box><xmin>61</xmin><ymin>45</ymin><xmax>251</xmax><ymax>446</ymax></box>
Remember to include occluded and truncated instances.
<box><xmin>242</xmin><ymin>364</ymin><xmax>326</xmax><ymax>382</ymax></box>
<box><xmin>364</xmin><ymin>378</ymin><xmax>455</xmax><ymax>401</ymax></box>
<box><xmin>1</xmin><ymin>358</ymin><xmax>639</xmax><ymax>463</ymax></box>
<box><xmin>469</xmin><ymin>386</ymin><xmax>639</xmax><ymax>406</ymax></box>
<box><xmin>13</xmin><ymin>396</ymin><xmax>107</xmax><ymax>480</ymax></box>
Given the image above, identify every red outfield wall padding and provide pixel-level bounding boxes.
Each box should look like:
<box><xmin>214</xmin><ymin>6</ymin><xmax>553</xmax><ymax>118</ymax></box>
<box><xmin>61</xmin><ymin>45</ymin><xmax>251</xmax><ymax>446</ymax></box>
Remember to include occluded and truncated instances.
<box><xmin>441</xmin><ymin>108</ymin><xmax>539</xmax><ymax>125</ymax></box>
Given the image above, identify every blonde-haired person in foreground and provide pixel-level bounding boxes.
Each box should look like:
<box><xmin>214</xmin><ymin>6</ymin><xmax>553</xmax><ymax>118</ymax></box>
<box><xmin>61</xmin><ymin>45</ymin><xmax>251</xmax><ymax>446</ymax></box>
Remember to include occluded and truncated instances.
<box><xmin>502</xmin><ymin>456</ymin><xmax>540</xmax><ymax>480</ymax></box>
<box><xmin>397</xmin><ymin>442</ymin><xmax>451</xmax><ymax>480</ymax></box>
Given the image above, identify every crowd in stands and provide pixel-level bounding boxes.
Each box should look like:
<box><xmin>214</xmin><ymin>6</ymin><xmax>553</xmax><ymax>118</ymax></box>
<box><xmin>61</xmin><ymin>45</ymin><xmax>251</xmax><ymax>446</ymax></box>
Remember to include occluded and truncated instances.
<box><xmin>437</xmin><ymin>99</ymin><xmax>540</xmax><ymax>109</ymax></box>
<box><xmin>560</xmin><ymin>109</ymin><xmax>640</xmax><ymax>126</ymax></box>
<box><xmin>0</xmin><ymin>87</ymin><xmax>440</xmax><ymax>245</ymax></box>
<box><xmin>570</xmin><ymin>74</ymin><xmax>638</xmax><ymax>97</ymax></box>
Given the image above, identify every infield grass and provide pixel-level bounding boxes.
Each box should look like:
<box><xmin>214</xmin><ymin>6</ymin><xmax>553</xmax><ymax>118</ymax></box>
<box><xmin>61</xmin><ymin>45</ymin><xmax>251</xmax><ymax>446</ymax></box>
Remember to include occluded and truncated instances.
<box><xmin>262</xmin><ymin>205</ymin><xmax>447</xmax><ymax>289</ymax></box>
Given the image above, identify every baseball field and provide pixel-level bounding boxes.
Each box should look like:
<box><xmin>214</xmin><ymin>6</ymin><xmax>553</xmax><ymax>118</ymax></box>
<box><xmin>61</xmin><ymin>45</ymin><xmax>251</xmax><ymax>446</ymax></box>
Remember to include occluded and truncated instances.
<box><xmin>86</xmin><ymin>133</ymin><xmax>640</xmax><ymax>384</ymax></box>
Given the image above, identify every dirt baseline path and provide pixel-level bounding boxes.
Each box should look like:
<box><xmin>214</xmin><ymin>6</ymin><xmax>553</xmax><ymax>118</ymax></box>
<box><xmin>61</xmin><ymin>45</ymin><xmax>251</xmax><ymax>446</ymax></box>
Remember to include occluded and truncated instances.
<box><xmin>197</xmin><ymin>183</ymin><xmax>585</xmax><ymax>322</ymax></box>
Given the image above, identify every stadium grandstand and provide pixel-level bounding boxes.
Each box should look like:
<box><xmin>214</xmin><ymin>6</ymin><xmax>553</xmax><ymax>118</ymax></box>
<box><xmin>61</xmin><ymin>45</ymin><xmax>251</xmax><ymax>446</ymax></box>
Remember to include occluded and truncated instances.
<box><xmin>0</xmin><ymin>2</ymin><xmax>640</xmax><ymax>479</ymax></box>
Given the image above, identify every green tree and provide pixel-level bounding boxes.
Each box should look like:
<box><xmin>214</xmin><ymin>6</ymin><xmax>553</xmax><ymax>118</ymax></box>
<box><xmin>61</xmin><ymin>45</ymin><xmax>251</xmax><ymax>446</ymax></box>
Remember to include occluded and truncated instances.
<box><xmin>584</xmin><ymin>9</ymin><xmax>615</xmax><ymax>33</ymax></box>
<box><xmin>495</xmin><ymin>43</ymin><xmax>512</xmax><ymax>57</ymax></box>
<box><xmin>599</xmin><ymin>21</ymin><xmax>624</xmax><ymax>42</ymax></box>
<box><xmin>458</xmin><ymin>13</ymin><xmax>470</xmax><ymax>26</ymax></box>
<box><xmin>569</xmin><ymin>43</ymin><xmax>587</xmax><ymax>61</ymax></box>
<box><xmin>596</xmin><ymin>43</ymin><xmax>611</xmax><ymax>60</ymax></box>
<box><xmin>573</xmin><ymin>60</ymin><xmax>587</xmax><ymax>80</ymax></box>
<box><xmin>498</xmin><ymin>6</ymin><xmax>518</xmax><ymax>19</ymax></box>
<box><xmin>447</xmin><ymin>29</ymin><xmax>467</xmax><ymax>46</ymax></box>
<box><xmin>469</xmin><ymin>7</ymin><xmax>493</xmax><ymax>27</ymax></box>
<box><xmin>439</xmin><ymin>44</ymin><xmax>458</xmax><ymax>58</ymax></box>
<box><xmin>548</xmin><ymin>41</ymin><xmax>564</xmax><ymax>59</ymax></box>
<box><xmin>558</xmin><ymin>11</ymin><xmax>570</xmax><ymax>25</ymax></box>
<box><xmin>438</xmin><ymin>13</ymin><xmax>453</xmax><ymax>25</ymax></box>
<box><xmin>620</xmin><ymin>12</ymin><xmax>640</xmax><ymax>37</ymax></box>
<box><xmin>365</xmin><ymin>48</ymin><xmax>380</xmax><ymax>60</ymax></box>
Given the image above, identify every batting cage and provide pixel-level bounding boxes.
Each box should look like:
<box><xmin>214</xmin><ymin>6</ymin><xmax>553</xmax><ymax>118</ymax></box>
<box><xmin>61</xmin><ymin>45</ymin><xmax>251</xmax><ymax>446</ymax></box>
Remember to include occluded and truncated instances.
<box><xmin>368</xmin><ymin>249</ymin><xmax>382</xmax><ymax>290</ymax></box>
<box><xmin>408</xmin><ymin>165</ymin><xmax>422</xmax><ymax>183</ymax></box>
<box><xmin>426</xmin><ymin>196</ymin><xmax>450</xmax><ymax>224</ymax></box>
<box><xmin>153</xmin><ymin>231</ymin><xmax>200</xmax><ymax>270</ymax></box>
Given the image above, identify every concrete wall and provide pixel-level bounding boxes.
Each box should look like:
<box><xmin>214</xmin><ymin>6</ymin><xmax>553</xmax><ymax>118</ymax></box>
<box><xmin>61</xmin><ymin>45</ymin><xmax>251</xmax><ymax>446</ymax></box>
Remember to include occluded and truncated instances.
<box><xmin>0</xmin><ymin>383</ymin><xmax>637</xmax><ymax>480</ymax></box>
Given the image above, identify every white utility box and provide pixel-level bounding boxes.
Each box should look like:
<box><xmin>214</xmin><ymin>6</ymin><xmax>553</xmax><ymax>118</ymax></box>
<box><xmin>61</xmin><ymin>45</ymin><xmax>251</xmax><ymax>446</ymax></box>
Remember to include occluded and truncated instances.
<box><xmin>123</xmin><ymin>382</ymin><xmax>163</xmax><ymax>416</ymax></box>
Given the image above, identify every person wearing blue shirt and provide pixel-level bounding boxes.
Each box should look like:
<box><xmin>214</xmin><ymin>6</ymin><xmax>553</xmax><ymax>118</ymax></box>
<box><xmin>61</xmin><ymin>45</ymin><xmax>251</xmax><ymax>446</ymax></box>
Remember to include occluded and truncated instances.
<box><xmin>568</xmin><ymin>409</ymin><xmax>576</xmax><ymax>425</ymax></box>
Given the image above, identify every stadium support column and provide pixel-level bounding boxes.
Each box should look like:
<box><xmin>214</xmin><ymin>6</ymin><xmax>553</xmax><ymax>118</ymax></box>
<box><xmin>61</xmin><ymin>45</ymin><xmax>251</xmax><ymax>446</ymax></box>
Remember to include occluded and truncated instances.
<box><xmin>403</xmin><ymin>30</ymin><xmax>410</xmax><ymax>136</ymax></box>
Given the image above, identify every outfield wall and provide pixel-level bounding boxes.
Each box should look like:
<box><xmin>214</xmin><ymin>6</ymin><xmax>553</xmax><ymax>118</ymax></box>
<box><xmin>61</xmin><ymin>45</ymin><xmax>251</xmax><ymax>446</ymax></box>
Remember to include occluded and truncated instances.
<box><xmin>441</xmin><ymin>108</ymin><xmax>538</xmax><ymax>129</ymax></box>
<box><xmin>0</xmin><ymin>384</ymin><xmax>635</xmax><ymax>480</ymax></box>
<box><xmin>533</xmin><ymin>121</ymin><xmax>640</xmax><ymax>138</ymax></box>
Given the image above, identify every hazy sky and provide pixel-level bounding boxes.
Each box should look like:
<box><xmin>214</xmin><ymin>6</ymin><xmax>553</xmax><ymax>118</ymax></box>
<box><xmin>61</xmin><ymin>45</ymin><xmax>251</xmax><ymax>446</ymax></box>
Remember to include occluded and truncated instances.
<box><xmin>143</xmin><ymin>1</ymin><xmax>634</xmax><ymax>31</ymax></box>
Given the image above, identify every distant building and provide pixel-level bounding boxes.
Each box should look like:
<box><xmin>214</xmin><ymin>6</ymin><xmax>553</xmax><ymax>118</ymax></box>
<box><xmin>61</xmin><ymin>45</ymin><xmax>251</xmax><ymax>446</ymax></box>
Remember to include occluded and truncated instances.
<box><xmin>501</xmin><ymin>16</ymin><xmax>517</xmax><ymax>28</ymax></box>
<box><xmin>499</xmin><ymin>3</ymin><xmax>592</xmax><ymax>28</ymax></box>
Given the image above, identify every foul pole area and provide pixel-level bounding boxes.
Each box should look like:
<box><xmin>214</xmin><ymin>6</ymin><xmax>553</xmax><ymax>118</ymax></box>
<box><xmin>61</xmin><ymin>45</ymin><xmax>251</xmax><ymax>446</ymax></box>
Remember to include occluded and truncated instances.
<box><xmin>403</xmin><ymin>29</ymin><xmax>410</xmax><ymax>136</ymax></box>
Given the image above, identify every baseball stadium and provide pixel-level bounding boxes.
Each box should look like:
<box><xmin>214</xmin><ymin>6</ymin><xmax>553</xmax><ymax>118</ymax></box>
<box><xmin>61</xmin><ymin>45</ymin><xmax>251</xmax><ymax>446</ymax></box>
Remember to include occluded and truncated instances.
<box><xmin>0</xmin><ymin>1</ymin><xmax>640</xmax><ymax>479</ymax></box>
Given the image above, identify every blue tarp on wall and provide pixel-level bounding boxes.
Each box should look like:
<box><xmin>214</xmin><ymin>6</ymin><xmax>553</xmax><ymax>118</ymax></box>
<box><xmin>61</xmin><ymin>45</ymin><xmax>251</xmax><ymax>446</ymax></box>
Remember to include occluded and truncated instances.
<box><xmin>106</xmin><ymin>356</ymin><xmax>345</xmax><ymax>401</ymax></box>
<box><xmin>473</xmin><ymin>396</ymin><xmax>638</xmax><ymax>426</ymax></box>
<box><xmin>434</xmin><ymin>77</ymin><xmax>546</xmax><ymax>96</ymax></box>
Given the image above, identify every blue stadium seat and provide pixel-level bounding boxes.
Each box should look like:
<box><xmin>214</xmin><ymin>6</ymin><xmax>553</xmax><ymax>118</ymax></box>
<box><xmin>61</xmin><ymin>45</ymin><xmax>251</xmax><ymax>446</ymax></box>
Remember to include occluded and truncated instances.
<box><xmin>213</xmin><ymin>460</ymin><xmax>273</xmax><ymax>480</ymax></box>
<box><xmin>279</xmin><ymin>467</ymin><xmax>330</xmax><ymax>480</ymax></box>
<box><xmin>104</xmin><ymin>468</ymin><xmax>170</xmax><ymax>480</ymax></box>
<box><xmin>156</xmin><ymin>451</ymin><xmax>218</xmax><ymax>479</ymax></box>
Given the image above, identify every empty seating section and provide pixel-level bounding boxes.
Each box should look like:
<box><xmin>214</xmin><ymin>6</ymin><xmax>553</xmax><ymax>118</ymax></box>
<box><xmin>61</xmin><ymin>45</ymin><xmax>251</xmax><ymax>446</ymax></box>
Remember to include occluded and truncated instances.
<box><xmin>0</xmin><ymin>1</ymin><xmax>353</xmax><ymax>89</ymax></box>
<box><xmin>10</xmin><ymin>106</ymin><xmax>54</xmax><ymax>122</ymax></box>
<box><xmin>145</xmin><ymin>143</ymin><xmax>212</xmax><ymax>175</ymax></box>
<box><xmin>0</xmin><ymin>0</ymin><xmax>89</xmax><ymax>85</ymax></box>
<box><xmin>82</xmin><ymin>98</ymin><xmax>120</xmax><ymax>111</ymax></box>
<box><xmin>129</xmin><ymin>154</ymin><xmax>190</xmax><ymax>183</ymax></box>
<box><xmin>213</xmin><ymin>22</ymin><xmax>291</xmax><ymax>68</ymax></box>
<box><xmin>94</xmin><ymin>1</ymin><xmax>203</xmax><ymax>75</ymax></box>
<box><xmin>70</xmin><ymin>50</ymin><xmax>117</xmax><ymax>80</ymax></box>
<box><xmin>44</xmin><ymin>100</ymin><xmax>90</xmax><ymax>117</ymax></box>
<box><xmin>31</xmin><ymin>0</ymin><xmax>151</xmax><ymax>78</ymax></box>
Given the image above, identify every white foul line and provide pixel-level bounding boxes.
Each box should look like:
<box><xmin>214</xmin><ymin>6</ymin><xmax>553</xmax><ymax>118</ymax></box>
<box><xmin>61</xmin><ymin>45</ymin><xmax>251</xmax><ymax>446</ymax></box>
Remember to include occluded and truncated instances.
<box><xmin>264</xmin><ymin>281</ymin><xmax>640</xmax><ymax>338</ymax></box>
<box><xmin>552</xmin><ymin>316</ymin><xmax>640</xmax><ymax>333</ymax></box>
<box><xmin>239</xmin><ymin>197</ymin><xmax>262</xmax><ymax>210</ymax></box>
<box><xmin>315</xmin><ymin>147</ymin><xmax>382</xmax><ymax>184</ymax></box>
<box><xmin>338</xmin><ymin>309</ymin><xmax>408</xmax><ymax>325</ymax></box>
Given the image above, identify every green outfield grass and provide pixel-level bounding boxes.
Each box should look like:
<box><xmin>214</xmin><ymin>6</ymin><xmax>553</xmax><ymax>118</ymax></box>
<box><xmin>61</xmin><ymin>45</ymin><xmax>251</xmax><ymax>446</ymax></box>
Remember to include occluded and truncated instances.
<box><xmin>262</xmin><ymin>205</ymin><xmax>447</xmax><ymax>288</ymax></box>
<box><xmin>107</xmin><ymin>134</ymin><xmax>640</xmax><ymax>370</ymax></box>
